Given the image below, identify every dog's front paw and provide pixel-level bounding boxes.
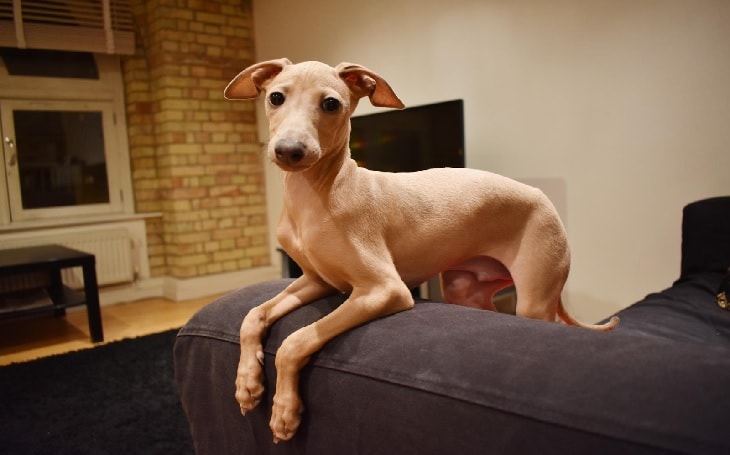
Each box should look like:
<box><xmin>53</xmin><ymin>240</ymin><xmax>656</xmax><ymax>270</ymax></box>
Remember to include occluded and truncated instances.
<box><xmin>270</xmin><ymin>392</ymin><xmax>304</xmax><ymax>443</ymax></box>
<box><xmin>235</xmin><ymin>349</ymin><xmax>266</xmax><ymax>414</ymax></box>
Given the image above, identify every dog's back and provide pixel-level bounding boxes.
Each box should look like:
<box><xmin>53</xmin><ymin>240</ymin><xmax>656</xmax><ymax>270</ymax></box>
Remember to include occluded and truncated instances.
<box><xmin>286</xmin><ymin>161</ymin><xmax>568</xmax><ymax>291</ymax></box>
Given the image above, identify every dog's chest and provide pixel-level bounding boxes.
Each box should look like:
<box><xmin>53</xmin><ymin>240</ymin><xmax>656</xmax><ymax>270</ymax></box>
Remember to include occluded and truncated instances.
<box><xmin>277</xmin><ymin>201</ymin><xmax>366</xmax><ymax>291</ymax></box>
<box><xmin>279</xmin><ymin>237</ymin><xmax>348</xmax><ymax>292</ymax></box>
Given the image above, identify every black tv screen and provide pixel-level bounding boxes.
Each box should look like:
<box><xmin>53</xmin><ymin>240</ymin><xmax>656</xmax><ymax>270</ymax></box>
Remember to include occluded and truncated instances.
<box><xmin>349</xmin><ymin>99</ymin><xmax>465</xmax><ymax>172</ymax></box>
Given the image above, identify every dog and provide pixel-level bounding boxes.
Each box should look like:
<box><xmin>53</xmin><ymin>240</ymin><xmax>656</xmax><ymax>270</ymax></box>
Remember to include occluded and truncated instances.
<box><xmin>224</xmin><ymin>58</ymin><xmax>619</xmax><ymax>443</ymax></box>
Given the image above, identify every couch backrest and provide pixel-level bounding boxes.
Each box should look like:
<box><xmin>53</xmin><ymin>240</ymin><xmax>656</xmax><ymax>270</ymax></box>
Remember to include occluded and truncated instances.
<box><xmin>681</xmin><ymin>196</ymin><xmax>730</xmax><ymax>277</ymax></box>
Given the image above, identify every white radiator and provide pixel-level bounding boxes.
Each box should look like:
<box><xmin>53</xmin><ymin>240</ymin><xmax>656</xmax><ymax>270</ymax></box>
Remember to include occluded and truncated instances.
<box><xmin>0</xmin><ymin>229</ymin><xmax>135</xmax><ymax>292</ymax></box>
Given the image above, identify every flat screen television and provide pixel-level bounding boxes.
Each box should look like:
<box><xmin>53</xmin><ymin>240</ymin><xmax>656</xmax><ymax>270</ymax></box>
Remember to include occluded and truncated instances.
<box><xmin>349</xmin><ymin>99</ymin><xmax>465</xmax><ymax>171</ymax></box>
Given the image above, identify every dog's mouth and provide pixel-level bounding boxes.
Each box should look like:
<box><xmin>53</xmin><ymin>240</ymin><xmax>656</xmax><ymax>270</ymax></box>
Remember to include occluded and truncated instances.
<box><xmin>269</xmin><ymin>151</ymin><xmax>315</xmax><ymax>172</ymax></box>
<box><xmin>272</xmin><ymin>158</ymin><xmax>313</xmax><ymax>172</ymax></box>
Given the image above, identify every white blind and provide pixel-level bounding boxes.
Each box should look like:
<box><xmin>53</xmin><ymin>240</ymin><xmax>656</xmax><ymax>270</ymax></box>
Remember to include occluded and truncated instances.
<box><xmin>0</xmin><ymin>0</ymin><xmax>135</xmax><ymax>55</ymax></box>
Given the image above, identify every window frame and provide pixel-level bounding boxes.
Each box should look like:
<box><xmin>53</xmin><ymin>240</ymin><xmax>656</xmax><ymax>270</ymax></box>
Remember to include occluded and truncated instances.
<box><xmin>0</xmin><ymin>53</ymin><xmax>133</xmax><ymax>227</ymax></box>
<box><xmin>1</xmin><ymin>99</ymin><xmax>124</xmax><ymax>221</ymax></box>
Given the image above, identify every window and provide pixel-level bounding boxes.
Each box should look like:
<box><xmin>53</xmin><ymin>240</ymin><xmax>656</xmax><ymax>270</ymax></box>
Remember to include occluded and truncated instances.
<box><xmin>0</xmin><ymin>50</ymin><xmax>132</xmax><ymax>226</ymax></box>
<box><xmin>1</xmin><ymin>100</ymin><xmax>124</xmax><ymax>221</ymax></box>
<box><xmin>0</xmin><ymin>47</ymin><xmax>99</xmax><ymax>79</ymax></box>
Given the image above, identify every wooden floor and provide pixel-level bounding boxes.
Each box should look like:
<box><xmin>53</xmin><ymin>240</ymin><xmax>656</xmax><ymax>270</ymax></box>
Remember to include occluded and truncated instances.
<box><xmin>0</xmin><ymin>294</ymin><xmax>220</xmax><ymax>366</ymax></box>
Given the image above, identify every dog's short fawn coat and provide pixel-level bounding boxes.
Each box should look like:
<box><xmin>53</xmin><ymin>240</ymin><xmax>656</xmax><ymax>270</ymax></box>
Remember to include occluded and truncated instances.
<box><xmin>224</xmin><ymin>59</ymin><xmax>618</xmax><ymax>442</ymax></box>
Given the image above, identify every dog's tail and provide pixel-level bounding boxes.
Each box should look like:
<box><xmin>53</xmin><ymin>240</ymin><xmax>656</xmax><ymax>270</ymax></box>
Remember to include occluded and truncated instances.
<box><xmin>556</xmin><ymin>299</ymin><xmax>619</xmax><ymax>332</ymax></box>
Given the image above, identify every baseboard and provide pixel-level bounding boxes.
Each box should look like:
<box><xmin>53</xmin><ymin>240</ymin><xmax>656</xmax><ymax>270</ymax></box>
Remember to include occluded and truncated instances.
<box><xmin>99</xmin><ymin>277</ymin><xmax>165</xmax><ymax>306</ymax></box>
<box><xmin>98</xmin><ymin>266</ymin><xmax>280</xmax><ymax>305</ymax></box>
<box><xmin>162</xmin><ymin>266</ymin><xmax>280</xmax><ymax>301</ymax></box>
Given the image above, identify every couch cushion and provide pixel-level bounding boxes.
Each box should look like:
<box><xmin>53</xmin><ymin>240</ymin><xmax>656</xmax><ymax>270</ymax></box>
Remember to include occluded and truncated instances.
<box><xmin>614</xmin><ymin>272</ymin><xmax>730</xmax><ymax>346</ymax></box>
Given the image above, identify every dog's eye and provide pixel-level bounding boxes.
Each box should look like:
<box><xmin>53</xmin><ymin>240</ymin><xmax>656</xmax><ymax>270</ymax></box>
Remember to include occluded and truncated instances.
<box><xmin>321</xmin><ymin>97</ymin><xmax>341</xmax><ymax>112</ymax></box>
<box><xmin>269</xmin><ymin>92</ymin><xmax>285</xmax><ymax>106</ymax></box>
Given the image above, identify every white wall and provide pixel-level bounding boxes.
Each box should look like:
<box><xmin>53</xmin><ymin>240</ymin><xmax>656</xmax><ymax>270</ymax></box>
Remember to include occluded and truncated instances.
<box><xmin>250</xmin><ymin>0</ymin><xmax>730</xmax><ymax>322</ymax></box>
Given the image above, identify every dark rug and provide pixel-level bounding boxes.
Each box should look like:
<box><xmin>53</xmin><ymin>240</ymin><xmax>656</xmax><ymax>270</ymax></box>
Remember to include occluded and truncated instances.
<box><xmin>0</xmin><ymin>329</ymin><xmax>193</xmax><ymax>454</ymax></box>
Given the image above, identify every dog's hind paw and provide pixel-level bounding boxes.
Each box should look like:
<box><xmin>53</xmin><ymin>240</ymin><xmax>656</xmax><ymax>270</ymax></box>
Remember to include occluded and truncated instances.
<box><xmin>235</xmin><ymin>353</ymin><xmax>266</xmax><ymax>414</ymax></box>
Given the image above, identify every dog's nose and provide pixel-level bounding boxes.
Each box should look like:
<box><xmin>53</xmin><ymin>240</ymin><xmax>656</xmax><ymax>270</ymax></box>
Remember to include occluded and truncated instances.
<box><xmin>274</xmin><ymin>139</ymin><xmax>306</xmax><ymax>166</ymax></box>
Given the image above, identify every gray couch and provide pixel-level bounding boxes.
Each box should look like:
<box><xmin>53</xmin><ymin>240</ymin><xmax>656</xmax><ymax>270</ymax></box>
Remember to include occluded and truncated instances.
<box><xmin>175</xmin><ymin>196</ymin><xmax>730</xmax><ymax>454</ymax></box>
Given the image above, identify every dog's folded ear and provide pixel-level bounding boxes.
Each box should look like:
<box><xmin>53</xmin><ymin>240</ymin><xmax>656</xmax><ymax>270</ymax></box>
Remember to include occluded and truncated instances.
<box><xmin>337</xmin><ymin>63</ymin><xmax>405</xmax><ymax>109</ymax></box>
<box><xmin>224</xmin><ymin>58</ymin><xmax>293</xmax><ymax>100</ymax></box>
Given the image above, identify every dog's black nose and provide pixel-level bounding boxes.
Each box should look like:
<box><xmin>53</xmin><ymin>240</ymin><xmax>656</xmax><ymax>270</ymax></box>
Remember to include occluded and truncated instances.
<box><xmin>274</xmin><ymin>139</ymin><xmax>306</xmax><ymax>166</ymax></box>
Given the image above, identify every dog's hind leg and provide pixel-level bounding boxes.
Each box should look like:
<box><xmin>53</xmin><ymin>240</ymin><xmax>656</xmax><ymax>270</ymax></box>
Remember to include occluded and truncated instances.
<box><xmin>269</xmin><ymin>277</ymin><xmax>414</xmax><ymax>442</ymax></box>
<box><xmin>508</xmin><ymin>221</ymin><xmax>618</xmax><ymax>330</ymax></box>
<box><xmin>509</xmin><ymin>247</ymin><xmax>569</xmax><ymax>322</ymax></box>
<box><xmin>236</xmin><ymin>275</ymin><xmax>334</xmax><ymax>415</ymax></box>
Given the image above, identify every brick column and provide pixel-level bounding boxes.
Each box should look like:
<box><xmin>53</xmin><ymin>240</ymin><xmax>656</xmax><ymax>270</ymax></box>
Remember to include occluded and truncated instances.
<box><xmin>123</xmin><ymin>0</ymin><xmax>269</xmax><ymax>279</ymax></box>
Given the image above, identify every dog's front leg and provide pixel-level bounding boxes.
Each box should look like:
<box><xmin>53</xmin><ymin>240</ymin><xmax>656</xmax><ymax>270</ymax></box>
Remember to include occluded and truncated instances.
<box><xmin>269</xmin><ymin>280</ymin><xmax>415</xmax><ymax>442</ymax></box>
<box><xmin>236</xmin><ymin>275</ymin><xmax>333</xmax><ymax>415</ymax></box>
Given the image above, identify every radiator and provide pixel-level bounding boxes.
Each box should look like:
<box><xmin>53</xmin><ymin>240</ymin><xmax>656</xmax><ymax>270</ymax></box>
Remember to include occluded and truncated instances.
<box><xmin>0</xmin><ymin>229</ymin><xmax>135</xmax><ymax>292</ymax></box>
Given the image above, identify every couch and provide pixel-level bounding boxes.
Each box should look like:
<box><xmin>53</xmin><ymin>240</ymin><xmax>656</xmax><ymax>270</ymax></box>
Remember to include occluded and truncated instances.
<box><xmin>175</xmin><ymin>196</ymin><xmax>730</xmax><ymax>454</ymax></box>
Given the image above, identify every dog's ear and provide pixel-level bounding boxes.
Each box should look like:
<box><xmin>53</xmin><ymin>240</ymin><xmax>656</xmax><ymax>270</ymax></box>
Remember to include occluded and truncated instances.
<box><xmin>337</xmin><ymin>63</ymin><xmax>405</xmax><ymax>109</ymax></box>
<box><xmin>224</xmin><ymin>58</ymin><xmax>292</xmax><ymax>100</ymax></box>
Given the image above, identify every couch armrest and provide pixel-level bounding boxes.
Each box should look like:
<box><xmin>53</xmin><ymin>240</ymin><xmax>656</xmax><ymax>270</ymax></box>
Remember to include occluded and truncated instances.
<box><xmin>175</xmin><ymin>279</ymin><xmax>730</xmax><ymax>455</ymax></box>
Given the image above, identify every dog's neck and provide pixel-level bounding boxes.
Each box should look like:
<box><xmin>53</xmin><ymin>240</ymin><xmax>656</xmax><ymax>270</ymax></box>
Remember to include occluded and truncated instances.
<box><xmin>281</xmin><ymin>144</ymin><xmax>357</xmax><ymax>204</ymax></box>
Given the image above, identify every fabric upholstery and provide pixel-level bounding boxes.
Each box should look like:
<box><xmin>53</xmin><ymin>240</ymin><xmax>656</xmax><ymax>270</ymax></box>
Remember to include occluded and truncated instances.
<box><xmin>176</xmin><ymin>276</ymin><xmax>730</xmax><ymax>454</ymax></box>
<box><xmin>175</xmin><ymin>196</ymin><xmax>730</xmax><ymax>454</ymax></box>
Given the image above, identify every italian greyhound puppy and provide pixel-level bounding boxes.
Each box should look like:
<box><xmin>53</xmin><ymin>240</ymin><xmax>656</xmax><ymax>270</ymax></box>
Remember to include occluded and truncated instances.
<box><xmin>224</xmin><ymin>58</ymin><xmax>619</xmax><ymax>443</ymax></box>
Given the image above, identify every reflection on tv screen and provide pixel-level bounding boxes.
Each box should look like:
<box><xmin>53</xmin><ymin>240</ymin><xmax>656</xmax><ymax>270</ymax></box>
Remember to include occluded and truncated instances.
<box><xmin>350</xmin><ymin>99</ymin><xmax>464</xmax><ymax>172</ymax></box>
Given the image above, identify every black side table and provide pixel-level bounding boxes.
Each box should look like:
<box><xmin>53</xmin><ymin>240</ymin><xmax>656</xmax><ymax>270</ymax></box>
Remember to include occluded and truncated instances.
<box><xmin>0</xmin><ymin>244</ymin><xmax>103</xmax><ymax>343</ymax></box>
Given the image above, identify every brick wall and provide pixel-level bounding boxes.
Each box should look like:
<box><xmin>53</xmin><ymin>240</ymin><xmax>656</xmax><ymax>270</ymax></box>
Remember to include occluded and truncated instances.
<box><xmin>122</xmin><ymin>0</ymin><xmax>269</xmax><ymax>279</ymax></box>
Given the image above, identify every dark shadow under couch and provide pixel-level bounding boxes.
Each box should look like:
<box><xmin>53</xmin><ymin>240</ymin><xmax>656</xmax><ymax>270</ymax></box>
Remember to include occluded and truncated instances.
<box><xmin>175</xmin><ymin>196</ymin><xmax>730</xmax><ymax>454</ymax></box>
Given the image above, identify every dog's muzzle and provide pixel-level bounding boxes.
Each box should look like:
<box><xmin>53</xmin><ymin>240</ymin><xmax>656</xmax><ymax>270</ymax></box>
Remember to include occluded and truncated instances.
<box><xmin>274</xmin><ymin>139</ymin><xmax>306</xmax><ymax>168</ymax></box>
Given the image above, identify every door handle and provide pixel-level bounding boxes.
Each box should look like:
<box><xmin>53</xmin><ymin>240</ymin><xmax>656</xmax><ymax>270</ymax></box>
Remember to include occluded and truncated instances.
<box><xmin>3</xmin><ymin>136</ymin><xmax>16</xmax><ymax>166</ymax></box>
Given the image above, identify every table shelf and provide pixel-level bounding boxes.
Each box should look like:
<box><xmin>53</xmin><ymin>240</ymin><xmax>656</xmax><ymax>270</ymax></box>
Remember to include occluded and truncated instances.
<box><xmin>0</xmin><ymin>245</ymin><xmax>103</xmax><ymax>342</ymax></box>
<box><xmin>0</xmin><ymin>286</ymin><xmax>86</xmax><ymax>319</ymax></box>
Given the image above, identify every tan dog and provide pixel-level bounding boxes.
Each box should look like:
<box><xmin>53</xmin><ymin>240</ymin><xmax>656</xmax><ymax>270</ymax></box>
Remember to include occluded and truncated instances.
<box><xmin>224</xmin><ymin>58</ymin><xmax>619</xmax><ymax>443</ymax></box>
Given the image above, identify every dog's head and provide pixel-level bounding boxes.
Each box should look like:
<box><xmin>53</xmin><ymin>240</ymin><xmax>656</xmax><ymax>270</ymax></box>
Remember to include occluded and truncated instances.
<box><xmin>224</xmin><ymin>59</ymin><xmax>404</xmax><ymax>172</ymax></box>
